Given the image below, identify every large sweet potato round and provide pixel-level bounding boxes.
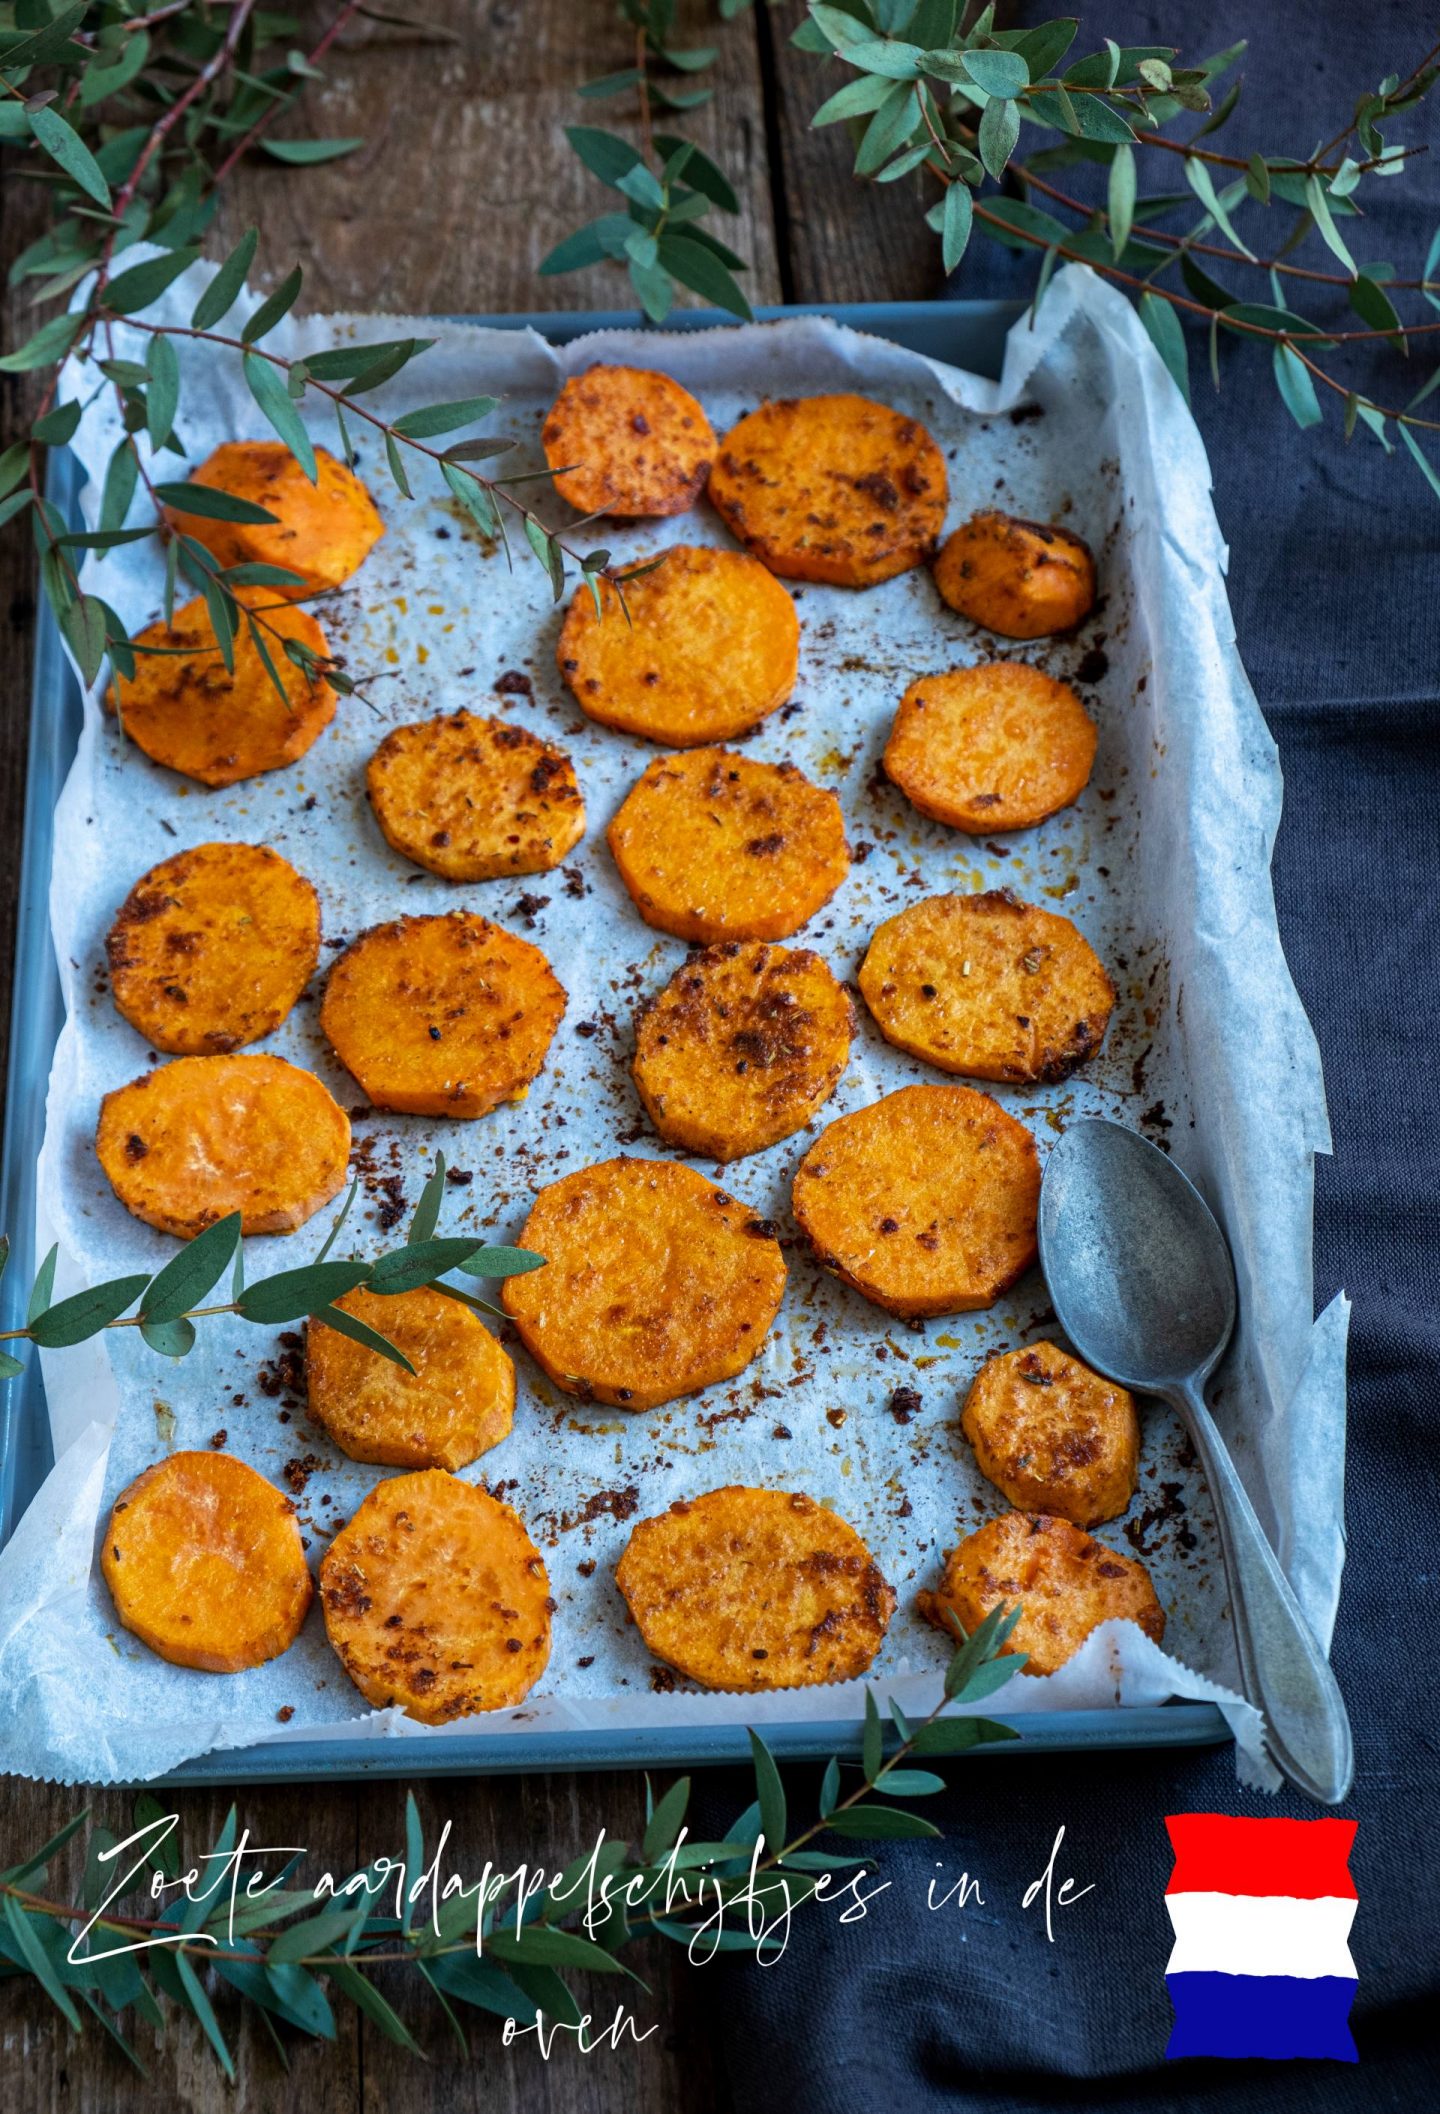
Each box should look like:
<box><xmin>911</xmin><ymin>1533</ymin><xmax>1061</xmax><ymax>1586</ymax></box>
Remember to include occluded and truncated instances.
<box><xmin>919</xmin><ymin>1511</ymin><xmax>1164</xmax><ymax>1675</ymax></box>
<box><xmin>307</xmin><ymin>1285</ymin><xmax>515</xmax><ymax>1471</ymax></box>
<box><xmin>366</xmin><ymin>712</ymin><xmax>585</xmax><ymax>881</ymax></box>
<box><xmin>883</xmin><ymin>662</ymin><xmax>1097</xmax><ymax>834</ymax></box>
<box><xmin>162</xmin><ymin>441</ymin><xmax>383</xmax><ymax>592</ymax></box>
<box><xmin>961</xmin><ymin>1341</ymin><xmax>1139</xmax><ymax>1528</ymax></box>
<box><xmin>933</xmin><ymin>511</ymin><xmax>1096</xmax><ymax>638</ymax></box>
<box><xmin>542</xmin><ymin>364</ymin><xmax>715</xmax><ymax>517</ymax></box>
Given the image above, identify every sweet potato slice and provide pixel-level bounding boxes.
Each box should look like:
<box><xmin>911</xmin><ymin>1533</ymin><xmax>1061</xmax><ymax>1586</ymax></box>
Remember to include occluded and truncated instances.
<box><xmin>883</xmin><ymin>662</ymin><xmax>1097</xmax><ymax>834</ymax></box>
<box><xmin>961</xmin><ymin>1342</ymin><xmax>1139</xmax><ymax>1528</ymax></box>
<box><xmin>163</xmin><ymin>441</ymin><xmax>384</xmax><ymax>592</ymax></box>
<box><xmin>102</xmin><ymin>1451</ymin><xmax>312</xmax><ymax>1673</ymax></box>
<box><xmin>502</xmin><ymin>1157</ymin><xmax>786</xmax><ymax>1409</ymax></box>
<box><xmin>320</xmin><ymin>912</ymin><xmax>566</xmax><ymax>1117</ymax></box>
<box><xmin>366</xmin><ymin>712</ymin><xmax>585</xmax><ymax>881</ymax></box>
<box><xmin>307</xmin><ymin>1285</ymin><xmax>515</xmax><ymax>1471</ymax></box>
<box><xmin>557</xmin><ymin>545</ymin><xmax>798</xmax><ymax>746</ymax></box>
<box><xmin>791</xmin><ymin>1083</ymin><xmax>1040</xmax><ymax>1318</ymax></box>
<box><xmin>616</xmin><ymin>1486</ymin><xmax>896</xmax><ymax>1692</ymax></box>
<box><xmin>858</xmin><ymin>890</ymin><xmax>1114</xmax><ymax>1085</ymax></box>
<box><xmin>541</xmin><ymin>364</ymin><xmax>715</xmax><ymax>517</ymax></box>
<box><xmin>934</xmin><ymin>512</ymin><xmax>1096</xmax><ymax>638</ymax></box>
<box><xmin>97</xmin><ymin>1053</ymin><xmax>350</xmax><ymax>1239</ymax></box>
<box><xmin>106</xmin><ymin>841</ymin><xmax>321</xmax><ymax>1056</ymax></box>
<box><xmin>607</xmin><ymin>749</ymin><xmax>849</xmax><ymax>943</ymax></box>
<box><xmin>918</xmin><ymin>1511</ymin><xmax>1164</xmax><ymax>1675</ymax></box>
<box><xmin>319</xmin><ymin>1470</ymin><xmax>551</xmax><ymax>1723</ymax></box>
<box><xmin>632</xmin><ymin>940</ymin><xmax>852</xmax><ymax>1162</ymax></box>
<box><xmin>708</xmin><ymin>393</ymin><xmax>947</xmax><ymax>588</ymax></box>
<box><xmin>110</xmin><ymin>593</ymin><xmax>337</xmax><ymax>788</ymax></box>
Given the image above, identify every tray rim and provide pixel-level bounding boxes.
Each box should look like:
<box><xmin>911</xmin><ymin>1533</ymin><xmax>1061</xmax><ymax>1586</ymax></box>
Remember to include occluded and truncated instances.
<box><xmin>0</xmin><ymin>296</ymin><xmax>1231</xmax><ymax>1785</ymax></box>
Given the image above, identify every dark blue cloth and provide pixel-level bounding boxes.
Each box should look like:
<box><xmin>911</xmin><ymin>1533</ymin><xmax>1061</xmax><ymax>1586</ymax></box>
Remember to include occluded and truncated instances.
<box><xmin>712</xmin><ymin>6</ymin><xmax>1440</xmax><ymax>2106</ymax></box>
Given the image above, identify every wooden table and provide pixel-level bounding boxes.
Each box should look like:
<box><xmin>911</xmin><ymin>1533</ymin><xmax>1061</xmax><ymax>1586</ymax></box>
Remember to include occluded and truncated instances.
<box><xmin>0</xmin><ymin>6</ymin><xmax>946</xmax><ymax>2105</ymax></box>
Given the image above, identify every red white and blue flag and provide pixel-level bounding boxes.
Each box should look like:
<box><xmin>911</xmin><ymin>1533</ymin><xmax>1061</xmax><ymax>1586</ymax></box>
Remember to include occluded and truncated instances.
<box><xmin>1164</xmin><ymin>1815</ymin><xmax>1358</xmax><ymax>2062</ymax></box>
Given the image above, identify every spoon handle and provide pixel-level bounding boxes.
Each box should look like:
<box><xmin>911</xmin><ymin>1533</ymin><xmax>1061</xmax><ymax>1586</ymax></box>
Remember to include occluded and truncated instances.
<box><xmin>1169</xmin><ymin>1376</ymin><xmax>1354</xmax><ymax>1806</ymax></box>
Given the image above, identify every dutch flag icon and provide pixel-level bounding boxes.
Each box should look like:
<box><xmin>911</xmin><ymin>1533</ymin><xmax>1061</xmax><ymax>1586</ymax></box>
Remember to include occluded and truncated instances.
<box><xmin>1164</xmin><ymin>1815</ymin><xmax>1359</xmax><ymax>2062</ymax></box>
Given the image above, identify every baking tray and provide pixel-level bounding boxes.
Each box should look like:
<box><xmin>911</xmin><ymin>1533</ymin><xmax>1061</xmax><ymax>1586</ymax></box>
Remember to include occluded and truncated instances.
<box><xmin>0</xmin><ymin>299</ymin><xmax>1230</xmax><ymax>1784</ymax></box>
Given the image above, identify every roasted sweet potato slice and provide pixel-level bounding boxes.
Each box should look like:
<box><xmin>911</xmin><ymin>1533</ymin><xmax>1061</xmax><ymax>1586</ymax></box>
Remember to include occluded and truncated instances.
<box><xmin>502</xmin><ymin>1157</ymin><xmax>786</xmax><ymax>1409</ymax></box>
<box><xmin>633</xmin><ymin>940</ymin><xmax>852</xmax><ymax>1162</ymax></box>
<box><xmin>366</xmin><ymin>712</ymin><xmax>585</xmax><ymax>881</ymax></box>
<box><xmin>541</xmin><ymin>364</ymin><xmax>715</xmax><ymax>517</ymax></box>
<box><xmin>616</xmin><ymin>1487</ymin><xmax>895</xmax><ymax>1692</ymax></box>
<box><xmin>320</xmin><ymin>912</ymin><xmax>566</xmax><ymax>1117</ymax></box>
<box><xmin>607</xmin><ymin>749</ymin><xmax>849</xmax><ymax>943</ymax></box>
<box><xmin>307</xmin><ymin>1285</ymin><xmax>515</xmax><ymax>1471</ymax></box>
<box><xmin>961</xmin><ymin>1342</ymin><xmax>1139</xmax><ymax>1528</ymax></box>
<box><xmin>557</xmin><ymin>545</ymin><xmax>799</xmax><ymax>746</ymax></box>
<box><xmin>162</xmin><ymin>441</ymin><xmax>384</xmax><ymax>592</ymax></box>
<box><xmin>883</xmin><ymin>662</ymin><xmax>1097</xmax><ymax>833</ymax></box>
<box><xmin>918</xmin><ymin>1511</ymin><xmax>1164</xmax><ymax>1675</ymax></box>
<box><xmin>934</xmin><ymin>512</ymin><xmax>1096</xmax><ymax>638</ymax></box>
<box><xmin>319</xmin><ymin>1470</ymin><xmax>551</xmax><ymax>1723</ymax></box>
<box><xmin>96</xmin><ymin>1053</ymin><xmax>350</xmax><ymax>1238</ymax></box>
<box><xmin>858</xmin><ymin>890</ymin><xmax>1114</xmax><ymax>1085</ymax></box>
<box><xmin>106</xmin><ymin>841</ymin><xmax>321</xmax><ymax>1055</ymax></box>
<box><xmin>791</xmin><ymin>1083</ymin><xmax>1040</xmax><ymax>1318</ymax></box>
<box><xmin>102</xmin><ymin>1451</ymin><xmax>311</xmax><ymax>1672</ymax></box>
<box><xmin>110</xmin><ymin>593</ymin><xmax>337</xmax><ymax>788</ymax></box>
<box><xmin>708</xmin><ymin>393</ymin><xmax>947</xmax><ymax>588</ymax></box>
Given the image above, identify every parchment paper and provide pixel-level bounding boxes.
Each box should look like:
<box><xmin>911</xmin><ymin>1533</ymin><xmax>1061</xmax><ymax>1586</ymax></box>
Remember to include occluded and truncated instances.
<box><xmin>0</xmin><ymin>261</ymin><xmax>1347</xmax><ymax>1786</ymax></box>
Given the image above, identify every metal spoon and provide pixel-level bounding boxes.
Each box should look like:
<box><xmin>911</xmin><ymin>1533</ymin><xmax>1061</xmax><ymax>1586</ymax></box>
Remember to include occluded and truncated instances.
<box><xmin>1037</xmin><ymin>1117</ymin><xmax>1353</xmax><ymax>1806</ymax></box>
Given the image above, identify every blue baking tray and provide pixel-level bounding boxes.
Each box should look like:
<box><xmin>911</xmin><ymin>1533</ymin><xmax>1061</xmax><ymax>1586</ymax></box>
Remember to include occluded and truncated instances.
<box><xmin>0</xmin><ymin>299</ymin><xmax>1230</xmax><ymax>1784</ymax></box>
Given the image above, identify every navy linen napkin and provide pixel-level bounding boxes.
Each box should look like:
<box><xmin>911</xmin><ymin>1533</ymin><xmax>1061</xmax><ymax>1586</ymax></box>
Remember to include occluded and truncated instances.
<box><xmin>706</xmin><ymin>5</ymin><xmax>1440</xmax><ymax>2107</ymax></box>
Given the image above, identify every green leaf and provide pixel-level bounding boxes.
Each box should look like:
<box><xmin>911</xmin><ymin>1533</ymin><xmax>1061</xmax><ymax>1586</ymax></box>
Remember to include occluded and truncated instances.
<box><xmin>940</xmin><ymin>181</ymin><xmax>972</xmax><ymax>274</ymax></box>
<box><xmin>0</xmin><ymin>312</ymin><xmax>82</xmax><ymax>373</ymax></box>
<box><xmin>103</xmin><ymin>248</ymin><xmax>202</xmax><ymax>316</ymax></box>
<box><xmin>33</xmin><ymin>401</ymin><xmax>81</xmax><ymax>448</ymax></box>
<box><xmin>1</xmin><ymin>1807</ymin><xmax>90</xmax><ymax>1887</ymax></box>
<box><xmin>880</xmin><ymin>1767</ymin><xmax>948</xmax><ymax>1795</ymax></box>
<box><xmin>914</xmin><ymin>1713</ymin><xmax>1022</xmax><ymax>1754</ymax></box>
<box><xmin>366</xmin><ymin>1238</ymin><xmax>489</xmax><ymax>1295</ymax></box>
<box><xmin>978</xmin><ymin>94</ymin><xmax>1021</xmax><ymax>181</ymax></box>
<box><xmin>656</xmin><ymin>235</ymin><xmax>752</xmax><ymax>320</ymax></box>
<box><xmin>1304</xmin><ymin>173</ymin><xmax>1356</xmax><ymax>277</ymax></box>
<box><xmin>98</xmin><ymin>443</ymin><xmax>138</xmax><ymax>536</ymax></box>
<box><xmin>811</xmin><ymin>72</ymin><xmax>893</xmax><ymax>126</ymax></box>
<box><xmin>652</xmin><ymin>135</ymin><xmax>739</xmax><ymax>212</ymax></box>
<box><xmin>140</xmin><ymin>1315</ymin><xmax>195</xmax><ymax>1358</ymax></box>
<box><xmin>1399</xmin><ymin>421</ymin><xmax>1440</xmax><ymax>504</ymax></box>
<box><xmin>384</xmin><ymin>432</ymin><xmax>412</xmax><ymax>499</ymax></box>
<box><xmin>453</xmin><ymin>1246</ymin><xmax>544</xmax><ymax>1280</ymax></box>
<box><xmin>268</xmin><ymin>1909</ymin><xmax>358</xmax><ymax>1964</ymax></box>
<box><xmin>539</xmin><ymin>215</ymin><xmax>634</xmax><ymax>275</ymax></box>
<box><xmin>261</xmin><ymin>138</ymin><xmax>364</xmax><ymax>165</ymax></box>
<box><xmin>1184</xmin><ymin>159</ymin><xmax>1253</xmax><ymax>260</ymax></box>
<box><xmin>862</xmin><ymin>1688</ymin><xmax>883</xmax><ymax>1782</ymax></box>
<box><xmin>1013</xmin><ymin>17</ymin><xmax>1079</xmax><ymax>76</ymax></box>
<box><xmin>192</xmin><ymin>228</ymin><xmax>258</xmax><ymax>330</ymax></box>
<box><xmin>407</xmin><ymin>1152</ymin><xmax>448</xmax><ymax>1246</ymax></box>
<box><xmin>490</xmin><ymin>1924</ymin><xmax>639</xmax><ymax>1979</ymax></box>
<box><xmin>1136</xmin><ymin>290</ymin><xmax>1190</xmax><ymax>404</ymax></box>
<box><xmin>808</xmin><ymin>4</ymin><xmax>881</xmax><ymax>49</ymax></box>
<box><xmin>642</xmin><ymin>1775</ymin><xmax>691</xmax><ymax>1862</ymax></box>
<box><xmin>856</xmin><ymin>83</ymin><xmax>920</xmax><ymax>178</ymax></box>
<box><xmin>304</xmin><ymin>338</ymin><xmax>433</xmax><ymax>380</ymax></box>
<box><xmin>146</xmin><ymin>335</ymin><xmax>180</xmax><ymax>453</ymax></box>
<box><xmin>824</xmin><ymin>1804</ymin><xmax>941</xmax><ymax>1841</ymax></box>
<box><xmin>3</xmin><ymin>1897</ymin><xmax>82</xmax><ymax>2029</ymax></box>
<box><xmin>1218</xmin><ymin>302</ymin><xmax>1332</xmax><ymax>342</ymax></box>
<box><xmin>748</xmin><ymin>1728</ymin><xmax>787</xmax><ymax>1851</ymax></box>
<box><xmin>0</xmin><ymin>1350</ymin><xmax>24</xmax><ymax>1379</ymax></box>
<box><xmin>0</xmin><ymin>2</ymin><xmax>88</xmax><ymax>71</ymax></box>
<box><xmin>235</xmin><ymin>1261</ymin><xmax>372</xmax><ymax>1326</ymax></box>
<box><xmin>175</xmin><ymin>1950</ymin><xmax>234</xmax><ymax>2080</ymax></box>
<box><xmin>392</xmin><ymin>396</ymin><xmax>501</xmax><ymax>440</ymax></box>
<box><xmin>309</xmin><ymin>1300</ymin><xmax>414</xmax><ymax>1374</ymax></box>
<box><xmin>28</xmin><ymin>1244</ymin><xmax>58</xmax><ymax>1326</ymax></box>
<box><xmin>61</xmin><ymin>596</ymin><xmax>108</xmax><ymax>687</ymax></box>
<box><xmin>1349</xmin><ymin>272</ymin><xmax>1404</xmax><ymax>344</ymax></box>
<box><xmin>819</xmin><ymin>1756</ymin><xmax>841</xmax><ymax>1817</ymax></box>
<box><xmin>840</xmin><ymin>37</ymin><xmax>922</xmax><ymax>80</ymax></box>
<box><xmin>28</xmin><ymin>105</ymin><xmax>111</xmax><ymax>209</ymax></box>
<box><xmin>245</xmin><ymin>354</ymin><xmax>317</xmax><ymax>481</ymax></box>
<box><xmin>441</xmin><ymin>459</ymin><xmax>500</xmax><ymax>537</ymax></box>
<box><xmin>629</xmin><ymin>256</ymin><xmax>675</xmax><ymax>323</ymax></box>
<box><xmin>151</xmin><ymin>481</ymin><xmax>279</xmax><ymax>524</ymax></box>
<box><xmin>1107</xmin><ymin>142</ymin><xmax>1135</xmax><ymax>260</ymax></box>
<box><xmin>566</xmin><ymin>125</ymin><xmax>642</xmax><ymax>189</ymax></box>
<box><xmin>961</xmin><ymin>47</ymin><xmax>1028</xmax><ymax>98</ymax></box>
<box><xmin>28</xmin><ymin>1272</ymin><xmax>149</xmax><ymax>1349</ymax></box>
<box><xmin>242</xmin><ymin>265</ymin><xmax>304</xmax><ymax>346</ymax></box>
<box><xmin>142</xmin><ymin>1212</ymin><xmax>243</xmax><ymax>1324</ymax></box>
<box><xmin>1180</xmin><ymin>253</ymin><xmax>1235</xmax><ymax>311</ymax></box>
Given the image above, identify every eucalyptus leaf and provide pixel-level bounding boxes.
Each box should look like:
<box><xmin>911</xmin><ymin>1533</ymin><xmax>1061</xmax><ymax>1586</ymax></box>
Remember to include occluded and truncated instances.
<box><xmin>749</xmin><ymin>1727</ymin><xmax>787</xmax><ymax>1851</ymax></box>
<box><xmin>151</xmin><ymin>482</ymin><xmax>279</xmax><ymax>525</ymax></box>
<box><xmin>28</xmin><ymin>1273</ymin><xmax>149</xmax><ymax>1350</ymax></box>
<box><xmin>141</xmin><ymin>1213</ymin><xmax>242</xmax><ymax>1323</ymax></box>
<box><xmin>191</xmin><ymin>228</ymin><xmax>259</xmax><ymax>329</ymax></box>
<box><xmin>234</xmin><ymin>1261</ymin><xmax>372</xmax><ymax>1325</ymax></box>
<box><xmin>244</xmin><ymin>354</ymin><xmax>317</xmax><ymax>481</ymax></box>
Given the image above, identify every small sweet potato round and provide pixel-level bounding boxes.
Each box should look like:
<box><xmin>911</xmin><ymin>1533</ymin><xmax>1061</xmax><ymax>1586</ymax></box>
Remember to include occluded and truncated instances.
<box><xmin>111</xmin><ymin>594</ymin><xmax>337</xmax><ymax>788</ymax></box>
<box><xmin>883</xmin><ymin>663</ymin><xmax>1097</xmax><ymax>833</ymax></box>
<box><xmin>607</xmin><ymin>749</ymin><xmax>849</xmax><ymax>943</ymax></box>
<box><xmin>162</xmin><ymin>441</ymin><xmax>384</xmax><ymax>592</ymax></box>
<box><xmin>858</xmin><ymin>890</ymin><xmax>1114</xmax><ymax>1085</ymax></box>
<box><xmin>542</xmin><ymin>364</ymin><xmax>715</xmax><ymax>518</ymax></box>
<box><xmin>366</xmin><ymin>712</ymin><xmax>585</xmax><ymax>881</ymax></box>
<box><xmin>307</xmin><ymin>1285</ymin><xmax>515</xmax><ymax>1471</ymax></box>
<box><xmin>319</xmin><ymin>1470</ymin><xmax>551</xmax><ymax>1723</ymax></box>
<box><xmin>633</xmin><ymin>940</ymin><xmax>852</xmax><ymax>1162</ymax></box>
<box><xmin>919</xmin><ymin>1511</ymin><xmax>1164</xmax><ymax>1675</ymax></box>
<box><xmin>102</xmin><ymin>1451</ymin><xmax>311</xmax><ymax>1673</ymax></box>
<box><xmin>791</xmin><ymin>1083</ymin><xmax>1040</xmax><ymax>1318</ymax></box>
<box><xmin>961</xmin><ymin>1341</ymin><xmax>1139</xmax><ymax>1528</ymax></box>
<box><xmin>934</xmin><ymin>512</ymin><xmax>1096</xmax><ymax>638</ymax></box>
<box><xmin>320</xmin><ymin>912</ymin><xmax>566</xmax><ymax>1118</ymax></box>
<box><xmin>106</xmin><ymin>841</ymin><xmax>321</xmax><ymax>1056</ymax></box>
<box><xmin>708</xmin><ymin>393</ymin><xmax>947</xmax><ymax>588</ymax></box>
<box><xmin>96</xmin><ymin>1053</ymin><xmax>350</xmax><ymax>1239</ymax></box>
<box><xmin>556</xmin><ymin>545</ymin><xmax>799</xmax><ymax>747</ymax></box>
<box><xmin>616</xmin><ymin>1486</ymin><xmax>896</xmax><ymax>1692</ymax></box>
<box><xmin>502</xmin><ymin>1157</ymin><xmax>786</xmax><ymax>1409</ymax></box>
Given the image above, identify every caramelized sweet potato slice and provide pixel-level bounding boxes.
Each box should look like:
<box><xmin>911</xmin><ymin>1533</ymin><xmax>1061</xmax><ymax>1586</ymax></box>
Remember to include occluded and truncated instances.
<box><xmin>607</xmin><ymin>749</ymin><xmax>849</xmax><ymax>943</ymax></box>
<box><xmin>366</xmin><ymin>712</ymin><xmax>585</xmax><ymax>881</ymax></box>
<box><xmin>617</xmin><ymin>1486</ymin><xmax>895</xmax><ymax>1691</ymax></box>
<box><xmin>918</xmin><ymin>1511</ymin><xmax>1164</xmax><ymax>1675</ymax></box>
<box><xmin>542</xmin><ymin>364</ymin><xmax>715</xmax><ymax>517</ymax></box>
<box><xmin>961</xmin><ymin>1342</ymin><xmax>1139</xmax><ymax>1528</ymax></box>
<box><xmin>557</xmin><ymin>545</ymin><xmax>798</xmax><ymax>746</ymax></box>
<box><xmin>307</xmin><ymin>1284</ymin><xmax>515</xmax><ymax>1471</ymax></box>
<box><xmin>320</xmin><ymin>912</ymin><xmax>566</xmax><ymax>1117</ymax></box>
<box><xmin>934</xmin><ymin>512</ymin><xmax>1096</xmax><ymax>638</ymax></box>
<box><xmin>96</xmin><ymin>1053</ymin><xmax>350</xmax><ymax>1238</ymax></box>
<box><xmin>633</xmin><ymin>940</ymin><xmax>852</xmax><ymax>1162</ymax></box>
<box><xmin>791</xmin><ymin>1083</ymin><xmax>1040</xmax><ymax>1318</ymax></box>
<box><xmin>883</xmin><ymin>662</ymin><xmax>1097</xmax><ymax>833</ymax></box>
<box><xmin>502</xmin><ymin>1157</ymin><xmax>786</xmax><ymax>1409</ymax></box>
<box><xmin>858</xmin><ymin>890</ymin><xmax>1113</xmax><ymax>1085</ymax></box>
<box><xmin>162</xmin><ymin>441</ymin><xmax>383</xmax><ymax>592</ymax></box>
<box><xmin>110</xmin><ymin>593</ymin><xmax>336</xmax><ymax>788</ymax></box>
<box><xmin>708</xmin><ymin>393</ymin><xmax>947</xmax><ymax>588</ymax></box>
<box><xmin>106</xmin><ymin>841</ymin><xmax>321</xmax><ymax>1055</ymax></box>
<box><xmin>101</xmin><ymin>1451</ymin><xmax>311</xmax><ymax>1672</ymax></box>
<box><xmin>319</xmin><ymin>1470</ymin><xmax>551</xmax><ymax>1722</ymax></box>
